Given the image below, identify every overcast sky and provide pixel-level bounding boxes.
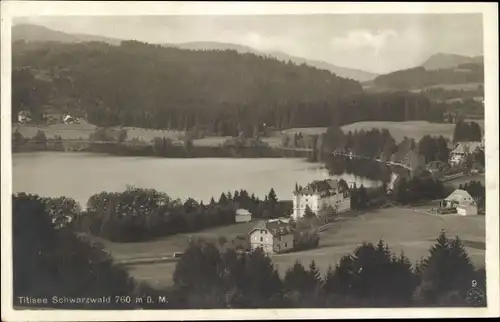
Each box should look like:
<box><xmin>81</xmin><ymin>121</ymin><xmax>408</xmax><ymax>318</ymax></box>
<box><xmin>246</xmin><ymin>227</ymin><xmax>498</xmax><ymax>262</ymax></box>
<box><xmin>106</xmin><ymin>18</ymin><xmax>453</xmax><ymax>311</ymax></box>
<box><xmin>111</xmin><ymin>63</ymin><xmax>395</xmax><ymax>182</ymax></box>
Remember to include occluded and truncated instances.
<box><xmin>14</xmin><ymin>14</ymin><xmax>483</xmax><ymax>74</ymax></box>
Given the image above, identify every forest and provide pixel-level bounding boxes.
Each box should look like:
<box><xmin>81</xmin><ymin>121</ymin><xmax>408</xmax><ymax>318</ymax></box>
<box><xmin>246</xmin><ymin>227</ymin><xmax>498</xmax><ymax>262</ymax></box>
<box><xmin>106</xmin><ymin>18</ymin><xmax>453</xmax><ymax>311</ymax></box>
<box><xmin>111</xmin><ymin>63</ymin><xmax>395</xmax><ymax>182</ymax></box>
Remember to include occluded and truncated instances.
<box><xmin>373</xmin><ymin>64</ymin><xmax>483</xmax><ymax>90</ymax></box>
<box><xmin>12</xmin><ymin>40</ymin><xmax>442</xmax><ymax>135</ymax></box>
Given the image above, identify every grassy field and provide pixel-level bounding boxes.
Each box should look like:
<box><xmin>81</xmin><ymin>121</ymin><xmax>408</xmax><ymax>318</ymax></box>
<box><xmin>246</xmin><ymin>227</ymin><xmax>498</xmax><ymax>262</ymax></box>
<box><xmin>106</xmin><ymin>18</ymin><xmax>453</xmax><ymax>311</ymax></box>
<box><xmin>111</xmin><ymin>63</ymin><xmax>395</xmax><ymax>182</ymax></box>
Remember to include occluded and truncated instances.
<box><xmin>100</xmin><ymin>207</ymin><xmax>485</xmax><ymax>289</ymax></box>
<box><xmin>14</xmin><ymin>118</ymin><xmax>485</xmax><ymax>147</ymax></box>
<box><xmin>14</xmin><ymin>123</ymin><xmax>282</xmax><ymax>147</ymax></box>
<box><xmin>283</xmin><ymin>120</ymin><xmax>485</xmax><ymax>143</ymax></box>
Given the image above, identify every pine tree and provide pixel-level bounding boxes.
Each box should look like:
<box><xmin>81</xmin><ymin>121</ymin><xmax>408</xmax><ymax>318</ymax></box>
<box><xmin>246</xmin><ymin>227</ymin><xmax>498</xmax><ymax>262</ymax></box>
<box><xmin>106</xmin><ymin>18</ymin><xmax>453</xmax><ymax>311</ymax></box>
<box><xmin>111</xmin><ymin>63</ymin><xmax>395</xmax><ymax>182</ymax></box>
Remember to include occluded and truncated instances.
<box><xmin>268</xmin><ymin>188</ymin><xmax>278</xmax><ymax>204</ymax></box>
<box><xmin>415</xmin><ymin>230</ymin><xmax>476</xmax><ymax>304</ymax></box>
<box><xmin>308</xmin><ymin>260</ymin><xmax>321</xmax><ymax>289</ymax></box>
<box><xmin>303</xmin><ymin>205</ymin><xmax>316</xmax><ymax>219</ymax></box>
<box><xmin>322</xmin><ymin>266</ymin><xmax>336</xmax><ymax>294</ymax></box>
<box><xmin>218</xmin><ymin>193</ymin><xmax>228</xmax><ymax>205</ymax></box>
<box><xmin>284</xmin><ymin>261</ymin><xmax>311</xmax><ymax>293</ymax></box>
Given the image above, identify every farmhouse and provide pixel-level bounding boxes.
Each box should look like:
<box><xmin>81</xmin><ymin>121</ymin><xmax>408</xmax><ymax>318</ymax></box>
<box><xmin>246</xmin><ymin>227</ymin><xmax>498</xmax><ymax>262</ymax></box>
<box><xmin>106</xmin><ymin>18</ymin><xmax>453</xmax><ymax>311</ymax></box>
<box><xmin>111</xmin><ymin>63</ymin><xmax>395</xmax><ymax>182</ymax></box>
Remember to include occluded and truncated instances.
<box><xmin>440</xmin><ymin>189</ymin><xmax>478</xmax><ymax>216</ymax></box>
<box><xmin>235</xmin><ymin>208</ymin><xmax>252</xmax><ymax>223</ymax></box>
<box><xmin>292</xmin><ymin>179</ymin><xmax>350</xmax><ymax>220</ymax></box>
<box><xmin>449</xmin><ymin>141</ymin><xmax>482</xmax><ymax>166</ymax></box>
<box><xmin>248</xmin><ymin>220</ymin><xmax>294</xmax><ymax>254</ymax></box>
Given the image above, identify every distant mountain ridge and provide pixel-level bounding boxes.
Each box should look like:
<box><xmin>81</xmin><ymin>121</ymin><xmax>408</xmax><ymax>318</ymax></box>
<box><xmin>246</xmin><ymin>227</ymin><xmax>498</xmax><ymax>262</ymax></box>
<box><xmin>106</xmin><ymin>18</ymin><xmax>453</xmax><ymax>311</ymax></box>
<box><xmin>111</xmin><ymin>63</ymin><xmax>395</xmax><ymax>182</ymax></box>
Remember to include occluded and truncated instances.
<box><xmin>421</xmin><ymin>53</ymin><xmax>484</xmax><ymax>71</ymax></box>
<box><xmin>171</xmin><ymin>41</ymin><xmax>379</xmax><ymax>82</ymax></box>
<box><xmin>12</xmin><ymin>23</ymin><xmax>378</xmax><ymax>82</ymax></box>
<box><xmin>12</xmin><ymin>23</ymin><xmax>123</xmax><ymax>45</ymax></box>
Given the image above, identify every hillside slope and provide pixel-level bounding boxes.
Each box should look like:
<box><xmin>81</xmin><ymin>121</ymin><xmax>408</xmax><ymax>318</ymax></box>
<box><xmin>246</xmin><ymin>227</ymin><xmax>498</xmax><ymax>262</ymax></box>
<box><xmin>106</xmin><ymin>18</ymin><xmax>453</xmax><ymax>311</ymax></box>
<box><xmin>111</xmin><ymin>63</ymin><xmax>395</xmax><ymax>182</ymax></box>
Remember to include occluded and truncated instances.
<box><xmin>12</xmin><ymin>23</ymin><xmax>122</xmax><ymax>45</ymax></box>
<box><xmin>422</xmin><ymin>53</ymin><xmax>484</xmax><ymax>71</ymax></box>
<box><xmin>12</xmin><ymin>24</ymin><xmax>377</xmax><ymax>82</ymax></box>
<box><xmin>173</xmin><ymin>41</ymin><xmax>378</xmax><ymax>82</ymax></box>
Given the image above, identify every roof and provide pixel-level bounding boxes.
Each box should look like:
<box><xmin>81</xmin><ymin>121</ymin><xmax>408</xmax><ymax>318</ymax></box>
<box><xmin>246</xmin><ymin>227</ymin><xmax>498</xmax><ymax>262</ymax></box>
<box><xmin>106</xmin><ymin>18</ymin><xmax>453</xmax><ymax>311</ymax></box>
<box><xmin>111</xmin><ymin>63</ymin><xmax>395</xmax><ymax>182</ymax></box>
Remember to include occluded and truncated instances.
<box><xmin>248</xmin><ymin>220</ymin><xmax>292</xmax><ymax>237</ymax></box>
<box><xmin>236</xmin><ymin>208</ymin><xmax>251</xmax><ymax>216</ymax></box>
<box><xmin>296</xmin><ymin>179</ymin><xmax>340</xmax><ymax>195</ymax></box>
<box><xmin>451</xmin><ymin>142</ymin><xmax>482</xmax><ymax>154</ymax></box>
<box><xmin>445</xmin><ymin>189</ymin><xmax>474</xmax><ymax>202</ymax></box>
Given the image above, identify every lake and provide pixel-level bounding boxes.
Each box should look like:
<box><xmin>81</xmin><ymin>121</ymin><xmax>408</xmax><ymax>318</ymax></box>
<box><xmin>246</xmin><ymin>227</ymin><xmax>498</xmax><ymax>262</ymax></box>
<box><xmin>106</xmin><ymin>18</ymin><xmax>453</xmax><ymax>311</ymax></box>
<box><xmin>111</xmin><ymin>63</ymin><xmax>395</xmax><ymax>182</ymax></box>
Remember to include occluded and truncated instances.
<box><xmin>12</xmin><ymin>152</ymin><xmax>383</xmax><ymax>208</ymax></box>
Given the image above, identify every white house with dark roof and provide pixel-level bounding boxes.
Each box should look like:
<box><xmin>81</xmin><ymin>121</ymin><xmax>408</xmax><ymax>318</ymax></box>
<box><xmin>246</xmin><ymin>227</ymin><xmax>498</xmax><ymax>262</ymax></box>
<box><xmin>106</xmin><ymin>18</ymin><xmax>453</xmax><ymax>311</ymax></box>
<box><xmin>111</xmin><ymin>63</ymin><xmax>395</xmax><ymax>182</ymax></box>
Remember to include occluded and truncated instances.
<box><xmin>248</xmin><ymin>220</ymin><xmax>294</xmax><ymax>254</ymax></box>
<box><xmin>292</xmin><ymin>179</ymin><xmax>350</xmax><ymax>220</ymax></box>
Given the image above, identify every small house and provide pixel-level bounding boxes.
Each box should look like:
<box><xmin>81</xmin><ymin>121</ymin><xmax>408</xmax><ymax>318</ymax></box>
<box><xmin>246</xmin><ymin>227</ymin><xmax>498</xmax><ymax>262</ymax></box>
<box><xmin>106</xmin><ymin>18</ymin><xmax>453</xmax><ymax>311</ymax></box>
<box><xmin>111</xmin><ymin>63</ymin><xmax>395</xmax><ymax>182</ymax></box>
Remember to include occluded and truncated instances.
<box><xmin>248</xmin><ymin>220</ymin><xmax>294</xmax><ymax>254</ymax></box>
<box><xmin>449</xmin><ymin>141</ymin><xmax>482</xmax><ymax>166</ymax></box>
<box><xmin>235</xmin><ymin>208</ymin><xmax>252</xmax><ymax>223</ymax></box>
<box><xmin>441</xmin><ymin>189</ymin><xmax>475</xmax><ymax>208</ymax></box>
<box><xmin>440</xmin><ymin>189</ymin><xmax>478</xmax><ymax>216</ymax></box>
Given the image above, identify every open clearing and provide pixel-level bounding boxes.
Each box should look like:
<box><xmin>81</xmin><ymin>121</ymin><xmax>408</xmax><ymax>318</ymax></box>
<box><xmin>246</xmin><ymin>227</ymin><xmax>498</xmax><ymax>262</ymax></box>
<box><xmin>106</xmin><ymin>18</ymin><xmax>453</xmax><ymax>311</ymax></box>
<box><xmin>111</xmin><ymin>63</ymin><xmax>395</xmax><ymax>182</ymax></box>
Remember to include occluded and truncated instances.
<box><xmin>15</xmin><ymin>119</ymin><xmax>484</xmax><ymax>146</ymax></box>
<box><xmin>283</xmin><ymin>120</ymin><xmax>485</xmax><ymax>143</ymax></box>
<box><xmin>14</xmin><ymin>124</ymin><xmax>282</xmax><ymax>147</ymax></box>
<box><xmin>100</xmin><ymin>207</ymin><xmax>485</xmax><ymax>289</ymax></box>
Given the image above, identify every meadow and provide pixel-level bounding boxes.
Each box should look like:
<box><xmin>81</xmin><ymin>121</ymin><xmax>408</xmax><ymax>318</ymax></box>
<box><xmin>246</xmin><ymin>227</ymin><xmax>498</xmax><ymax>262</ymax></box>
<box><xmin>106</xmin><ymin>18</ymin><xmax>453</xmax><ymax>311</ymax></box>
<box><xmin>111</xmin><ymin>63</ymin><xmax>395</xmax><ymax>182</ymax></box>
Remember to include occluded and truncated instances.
<box><xmin>14</xmin><ymin>119</ymin><xmax>484</xmax><ymax>147</ymax></box>
<box><xmin>99</xmin><ymin>207</ymin><xmax>485</xmax><ymax>289</ymax></box>
<box><xmin>14</xmin><ymin>123</ymin><xmax>282</xmax><ymax>147</ymax></box>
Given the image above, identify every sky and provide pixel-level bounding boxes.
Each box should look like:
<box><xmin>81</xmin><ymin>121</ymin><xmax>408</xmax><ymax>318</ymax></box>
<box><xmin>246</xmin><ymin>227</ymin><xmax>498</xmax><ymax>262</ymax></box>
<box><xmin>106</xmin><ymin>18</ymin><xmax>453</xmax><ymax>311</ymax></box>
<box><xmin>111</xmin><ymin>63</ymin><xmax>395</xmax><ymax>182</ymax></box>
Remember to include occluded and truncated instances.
<box><xmin>14</xmin><ymin>14</ymin><xmax>483</xmax><ymax>74</ymax></box>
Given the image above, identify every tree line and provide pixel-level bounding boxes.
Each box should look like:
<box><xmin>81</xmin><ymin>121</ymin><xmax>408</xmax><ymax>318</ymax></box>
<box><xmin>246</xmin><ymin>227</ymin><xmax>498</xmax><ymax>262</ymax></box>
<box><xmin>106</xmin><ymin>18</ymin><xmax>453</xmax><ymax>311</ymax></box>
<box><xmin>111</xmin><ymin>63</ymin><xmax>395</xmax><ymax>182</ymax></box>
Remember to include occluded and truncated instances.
<box><xmin>453</xmin><ymin>120</ymin><xmax>483</xmax><ymax>143</ymax></box>
<box><xmin>39</xmin><ymin>186</ymin><xmax>290</xmax><ymax>243</ymax></box>
<box><xmin>421</xmin><ymin>85</ymin><xmax>483</xmax><ymax>102</ymax></box>
<box><xmin>12</xmin><ymin>40</ymin><xmax>442</xmax><ymax>135</ymax></box>
<box><xmin>168</xmin><ymin>229</ymin><xmax>486</xmax><ymax>308</ymax></box>
<box><xmin>373</xmin><ymin>64</ymin><xmax>484</xmax><ymax>90</ymax></box>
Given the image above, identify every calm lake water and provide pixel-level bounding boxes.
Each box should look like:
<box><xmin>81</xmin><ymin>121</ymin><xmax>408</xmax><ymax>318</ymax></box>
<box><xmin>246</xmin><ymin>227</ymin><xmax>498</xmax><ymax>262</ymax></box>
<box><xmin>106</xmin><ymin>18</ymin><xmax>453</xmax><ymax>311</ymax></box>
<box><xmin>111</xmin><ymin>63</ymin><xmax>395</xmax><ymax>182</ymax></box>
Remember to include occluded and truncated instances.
<box><xmin>13</xmin><ymin>152</ymin><xmax>382</xmax><ymax>208</ymax></box>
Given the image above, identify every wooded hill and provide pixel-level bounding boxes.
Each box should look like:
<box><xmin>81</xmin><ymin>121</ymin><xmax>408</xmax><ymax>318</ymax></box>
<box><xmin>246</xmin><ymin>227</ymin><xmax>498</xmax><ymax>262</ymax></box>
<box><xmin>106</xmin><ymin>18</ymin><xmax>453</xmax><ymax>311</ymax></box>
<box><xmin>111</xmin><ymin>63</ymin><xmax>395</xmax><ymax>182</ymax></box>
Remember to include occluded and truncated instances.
<box><xmin>372</xmin><ymin>64</ymin><xmax>483</xmax><ymax>91</ymax></box>
<box><xmin>12</xmin><ymin>40</ymin><xmax>441</xmax><ymax>136</ymax></box>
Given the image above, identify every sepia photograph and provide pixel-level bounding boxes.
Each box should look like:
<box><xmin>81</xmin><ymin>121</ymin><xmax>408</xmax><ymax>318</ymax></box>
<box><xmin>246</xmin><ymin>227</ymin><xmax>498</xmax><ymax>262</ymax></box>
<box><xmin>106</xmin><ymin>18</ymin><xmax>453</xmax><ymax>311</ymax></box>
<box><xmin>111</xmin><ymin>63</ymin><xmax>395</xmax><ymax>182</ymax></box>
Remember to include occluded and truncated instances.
<box><xmin>1</xmin><ymin>1</ymin><xmax>499</xmax><ymax>321</ymax></box>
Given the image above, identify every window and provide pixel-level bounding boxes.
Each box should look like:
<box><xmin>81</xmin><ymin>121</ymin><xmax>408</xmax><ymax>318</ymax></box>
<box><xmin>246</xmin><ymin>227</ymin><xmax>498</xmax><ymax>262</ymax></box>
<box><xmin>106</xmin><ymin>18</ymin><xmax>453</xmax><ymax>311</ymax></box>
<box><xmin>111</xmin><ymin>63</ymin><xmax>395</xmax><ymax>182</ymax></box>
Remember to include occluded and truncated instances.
<box><xmin>260</xmin><ymin>237</ymin><xmax>263</xmax><ymax>242</ymax></box>
<box><xmin>285</xmin><ymin>243</ymin><xmax>288</xmax><ymax>247</ymax></box>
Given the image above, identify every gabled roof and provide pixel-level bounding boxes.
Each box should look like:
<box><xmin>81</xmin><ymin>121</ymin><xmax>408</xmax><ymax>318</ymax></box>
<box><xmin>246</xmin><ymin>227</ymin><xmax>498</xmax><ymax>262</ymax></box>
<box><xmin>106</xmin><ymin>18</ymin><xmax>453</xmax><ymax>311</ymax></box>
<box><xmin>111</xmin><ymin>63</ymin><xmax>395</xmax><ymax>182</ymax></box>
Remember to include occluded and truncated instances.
<box><xmin>248</xmin><ymin>220</ymin><xmax>292</xmax><ymax>237</ymax></box>
<box><xmin>236</xmin><ymin>208</ymin><xmax>251</xmax><ymax>216</ymax></box>
<box><xmin>296</xmin><ymin>179</ymin><xmax>339</xmax><ymax>195</ymax></box>
<box><xmin>445</xmin><ymin>189</ymin><xmax>474</xmax><ymax>203</ymax></box>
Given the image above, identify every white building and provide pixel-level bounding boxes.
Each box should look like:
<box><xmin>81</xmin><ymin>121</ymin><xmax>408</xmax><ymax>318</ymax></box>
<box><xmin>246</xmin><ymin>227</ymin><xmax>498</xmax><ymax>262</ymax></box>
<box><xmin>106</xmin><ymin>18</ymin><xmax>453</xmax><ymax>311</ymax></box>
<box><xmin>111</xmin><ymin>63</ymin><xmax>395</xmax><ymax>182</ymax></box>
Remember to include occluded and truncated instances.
<box><xmin>63</xmin><ymin>113</ymin><xmax>78</xmax><ymax>124</ymax></box>
<box><xmin>18</xmin><ymin>111</ymin><xmax>31</xmax><ymax>124</ymax></box>
<box><xmin>248</xmin><ymin>220</ymin><xmax>294</xmax><ymax>254</ymax></box>
<box><xmin>292</xmin><ymin>179</ymin><xmax>350</xmax><ymax>220</ymax></box>
<box><xmin>235</xmin><ymin>208</ymin><xmax>252</xmax><ymax>223</ymax></box>
<box><xmin>440</xmin><ymin>189</ymin><xmax>478</xmax><ymax>216</ymax></box>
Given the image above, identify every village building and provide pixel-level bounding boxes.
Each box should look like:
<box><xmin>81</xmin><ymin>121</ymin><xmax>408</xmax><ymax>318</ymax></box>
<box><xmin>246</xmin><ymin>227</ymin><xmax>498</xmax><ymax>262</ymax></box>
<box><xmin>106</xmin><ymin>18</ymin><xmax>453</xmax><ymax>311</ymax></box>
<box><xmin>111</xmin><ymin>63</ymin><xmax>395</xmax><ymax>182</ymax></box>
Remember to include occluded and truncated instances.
<box><xmin>235</xmin><ymin>208</ymin><xmax>252</xmax><ymax>223</ymax></box>
<box><xmin>63</xmin><ymin>113</ymin><xmax>76</xmax><ymax>124</ymax></box>
<box><xmin>17</xmin><ymin>110</ymin><xmax>31</xmax><ymax>124</ymax></box>
<box><xmin>248</xmin><ymin>220</ymin><xmax>294</xmax><ymax>254</ymax></box>
<box><xmin>292</xmin><ymin>179</ymin><xmax>350</xmax><ymax>221</ymax></box>
<box><xmin>448</xmin><ymin>141</ymin><xmax>482</xmax><ymax>166</ymax></box>
<box><xmin>440</xmin><ymin>189</ymin><xmax>478</xmax><ymax>216</ymax></box>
